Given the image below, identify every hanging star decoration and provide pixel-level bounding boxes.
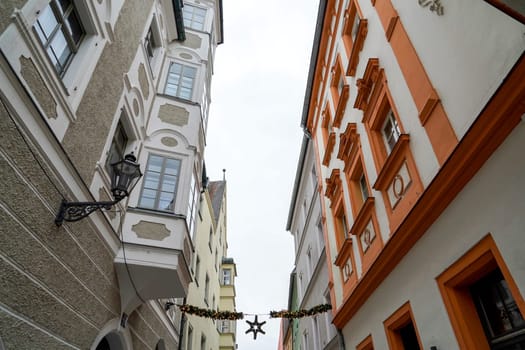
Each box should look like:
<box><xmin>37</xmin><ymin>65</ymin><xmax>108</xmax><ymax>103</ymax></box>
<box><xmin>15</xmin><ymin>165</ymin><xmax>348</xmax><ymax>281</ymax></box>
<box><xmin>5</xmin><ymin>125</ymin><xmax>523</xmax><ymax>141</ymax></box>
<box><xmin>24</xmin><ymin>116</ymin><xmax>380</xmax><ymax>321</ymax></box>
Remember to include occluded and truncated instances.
<box><xmin>171</xmin><ymin>303</ymin><xmax>332</xmax><ymax>340</ymax></box>
<box><xmin>245</xmin><ymin>315</ymin><xmax>266</xmax><ymax>340</ymax></box>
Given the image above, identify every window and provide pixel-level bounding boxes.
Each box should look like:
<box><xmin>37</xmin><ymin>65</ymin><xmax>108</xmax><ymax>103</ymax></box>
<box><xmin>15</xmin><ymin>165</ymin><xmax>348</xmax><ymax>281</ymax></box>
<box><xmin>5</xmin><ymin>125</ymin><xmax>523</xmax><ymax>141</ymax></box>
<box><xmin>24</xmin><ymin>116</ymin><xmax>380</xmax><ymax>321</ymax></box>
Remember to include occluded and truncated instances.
<box><xmin>330</xmin><ymin>57</ymin><xmax>345</xmax><ymax>106</ymax></box>
<box><xmin>200</xmin><ymin>334</ymin><xmax>206</xmax><ymax>350</ymax></box>
<box><xmin>343</xmin><ymin>1</ymin><xmax>360</xmax><ymax>50</ymax></box>
<box><xmin>348</xmin><ymin>157</ymin><xmax>370</xmax><ymax>215</ymax></box>
<box><xmin>317</xmin><ymin>219</ymin><xmax>325</xmax><ymax>251</ymax></box>
<box><xmin>195</xmin><ymin>256</ymin><xmax>200</xmax><ymax>284</ymax></box>
<box><xmin>342</xmin><ymin>0</ymin><xmax>367</xmax><ymax>76</ymax></box>
<box><xmin>144</xmin><ymin>26</ymin><xmax>157</xmax><ymax>62</ymax></box>
<box><xmin>303</xmin><ymin>331</ymin><xmax>309</xmax><ymax>350</ymax></box>
<box><xmin>356</xmin><ymin>335</ymin><xmax>374</xmax><ymax>350</ymax></box>
<box><xmin>359</xmin><ymin>173</ymin><xmax>370</xmax><ymax>202</ymax></box>
<box><xmin>437</xmin><ymin>235</ymin><xmax>525</xmax><ymax>350</ymax></box>
<box><xmin>470</xmin><ymin>270</ymin><xmax>525</xmax><ymax>349</ymax></box>
<box><xmin>384</xmin><ymin>302</ymin><xmax>423</xmax><ymax>350</ymax></box>
<box><xmin>105</xmin><ymin>120</ymin><xmax>128</xmax><ymax>178</ymax></box>
<box><xmin>220</xmin><ymin>320</ymin><xmax>230</xmax><ymax>333</ymax></box>
<box><xmin>214</xmin><ymin>249</ymin><xmax>218</xmax><ymax>271</ymax></box>
<box><xmin>204</xmin><ymin>274</ymin><xmax>210</xmax><ymax>305</ymax></box>
<box><xmin>34</xmin><ymin>0</ymin><xmax>85</xmax><ymax>76</ymax></box>
<box><xmin>165</xmin><ymin>62</ymin><xmax>197</xmax><ymax>100</ymax></box>
<box><xmin>139</xmin><ymin>154</ymin><xmax>181</xmax><ymax>211</ymax></box>
<box><xmin>208</xmin><ymin>228</ymin><xmax>213</xmax><ymax>252</ymax></box>
<box><xmin>222</xmin><ymin>269</ymin><xmax>232</xmax><ymax>285</ymax></box>
<box><xmin>186</xmin><ymin>324</ymin><xmax>193</xmax><ymax>350</ymax></box>
<box><xmin>311</xmin><ymin>165</ymin><xmax>317</xmax><ymax>192</ymax></box>
<box><xmin>335</xmin><ymin>206</ymin><xmax>349</xmax><ymax>242</ymax></box>
<box><xmin>186</xmin><ymin>173</ymin><xmax>198</xmax><ymax>236</ymax></box>
<box><xmin>382</xmin><ymin>109</ymin><xmax>401</xmax><ymax>154</ymax></box>
<box><xmin>183</xmin><ymin>4</ymin><xmax>207</xmax><ymax>30</ymax></box>
<box><xmin>306</xmin><ymin>246</ymin><xmax>313</xmax><ymax>277</ymax></box>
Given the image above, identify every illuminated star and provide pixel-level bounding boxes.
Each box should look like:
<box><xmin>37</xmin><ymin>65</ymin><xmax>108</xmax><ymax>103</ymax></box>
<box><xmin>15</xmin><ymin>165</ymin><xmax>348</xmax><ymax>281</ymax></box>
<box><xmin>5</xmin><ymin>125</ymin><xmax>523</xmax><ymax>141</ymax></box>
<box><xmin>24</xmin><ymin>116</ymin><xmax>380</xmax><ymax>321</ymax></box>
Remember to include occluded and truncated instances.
<box><xmin>245</xmin><ymin>315</ymin><xmax>266</xmax><ymax>340</ymax></box>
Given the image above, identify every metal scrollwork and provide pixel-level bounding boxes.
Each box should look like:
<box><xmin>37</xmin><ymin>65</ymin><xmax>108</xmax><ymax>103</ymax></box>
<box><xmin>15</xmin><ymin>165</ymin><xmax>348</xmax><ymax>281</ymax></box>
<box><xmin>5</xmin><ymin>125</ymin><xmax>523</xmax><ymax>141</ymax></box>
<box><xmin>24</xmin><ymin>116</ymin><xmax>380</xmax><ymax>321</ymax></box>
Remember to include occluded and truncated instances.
<box><xmin>418</xmin><ymin>0</ymin><xmax>444</xmax><ymax>16</ymax></box>
<box><xmin>55</xmin><ymin>200</ymin><xmax>117</xmax><ymax>225</ymax></box>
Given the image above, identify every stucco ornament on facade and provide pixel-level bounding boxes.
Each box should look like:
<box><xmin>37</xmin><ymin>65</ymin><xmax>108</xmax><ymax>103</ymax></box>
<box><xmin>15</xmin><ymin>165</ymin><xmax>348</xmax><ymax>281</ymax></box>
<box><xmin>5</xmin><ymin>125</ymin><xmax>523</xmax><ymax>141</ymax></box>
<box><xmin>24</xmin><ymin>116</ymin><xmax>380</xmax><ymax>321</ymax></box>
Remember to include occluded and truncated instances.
<box><xmin>418</xmin><ymin>0</ymin><xmax>444</xmax><ymax>16</ymax></box>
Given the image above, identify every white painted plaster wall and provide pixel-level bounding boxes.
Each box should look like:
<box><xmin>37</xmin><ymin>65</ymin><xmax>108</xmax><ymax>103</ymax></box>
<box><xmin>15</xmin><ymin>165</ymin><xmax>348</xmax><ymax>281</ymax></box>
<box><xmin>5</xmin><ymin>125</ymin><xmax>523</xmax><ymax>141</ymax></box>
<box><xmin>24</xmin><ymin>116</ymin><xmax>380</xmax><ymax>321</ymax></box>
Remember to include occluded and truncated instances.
<box><xmin>341</xmin><ymin>120</ymin><xmax>525</xmax><ymax>349</ymax></box>
<box><xmin>392</xmin><ymin>0</ymin><xmax>525</xmax><ymax>140</ymax></box>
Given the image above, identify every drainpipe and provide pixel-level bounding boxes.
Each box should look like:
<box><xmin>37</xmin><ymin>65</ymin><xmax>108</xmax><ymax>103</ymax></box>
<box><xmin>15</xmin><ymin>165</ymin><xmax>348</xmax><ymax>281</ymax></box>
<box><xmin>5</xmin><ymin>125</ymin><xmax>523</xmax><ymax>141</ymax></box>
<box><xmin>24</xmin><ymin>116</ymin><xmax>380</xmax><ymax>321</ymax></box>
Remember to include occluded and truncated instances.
<box><xmin>177</xmin><ymin>298</ymin><xmax>187</xmax><ymax>350</ymax></box>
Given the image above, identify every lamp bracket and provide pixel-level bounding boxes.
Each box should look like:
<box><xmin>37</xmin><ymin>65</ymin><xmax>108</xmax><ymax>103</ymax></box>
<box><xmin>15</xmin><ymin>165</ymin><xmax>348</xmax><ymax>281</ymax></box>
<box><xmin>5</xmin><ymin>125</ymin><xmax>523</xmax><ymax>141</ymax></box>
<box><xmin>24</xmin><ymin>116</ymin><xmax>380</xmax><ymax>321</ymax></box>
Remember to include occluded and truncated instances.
<box><xmin>55</xmin><ymin>199</ymin><xmax>119</xmax><ymax>226</ymax></box>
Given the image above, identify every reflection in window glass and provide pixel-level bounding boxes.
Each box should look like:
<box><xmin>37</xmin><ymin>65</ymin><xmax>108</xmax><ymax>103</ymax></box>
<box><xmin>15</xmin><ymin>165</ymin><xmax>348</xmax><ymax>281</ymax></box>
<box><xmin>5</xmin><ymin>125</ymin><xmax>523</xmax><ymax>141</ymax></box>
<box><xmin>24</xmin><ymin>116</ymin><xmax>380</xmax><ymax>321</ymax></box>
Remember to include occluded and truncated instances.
<box><xmin>139</xmin><ymin>154</ymin><xmax>181</xmax><ymax>211</ymax></box>
<box><xmin>183</xmin><ymin>4</ymin><xmax>206</xmax><ymax>30</ymax></box>
<box><xmin>165</xmin><ymin>62</ymin><xmax>197</xmax><ymax>100</ymax></box>
<box><xmin>34</xmin><ymin>0</ymin><xmax>84</xmax><ymax>76</ymax></box>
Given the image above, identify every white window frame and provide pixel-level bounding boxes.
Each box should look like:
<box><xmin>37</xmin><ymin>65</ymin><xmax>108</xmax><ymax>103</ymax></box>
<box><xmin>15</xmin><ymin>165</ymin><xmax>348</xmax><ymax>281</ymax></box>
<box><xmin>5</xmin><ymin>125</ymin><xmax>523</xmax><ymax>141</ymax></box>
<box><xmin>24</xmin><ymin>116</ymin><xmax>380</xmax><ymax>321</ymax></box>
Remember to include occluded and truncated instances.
<box><xmin>33</xmin><ymin>0</ymin><xmax>85</xmax><ymax>77</ymax></box>
<box><xmin>164</xmin><ymin>61</ymin><xmax>197</xmax><ymax>100</ymax></box>
<box><xmin>183</xmin><ymin>3</ymin><xmax>207</xmax><ymax>31</ymax></box>
<box><xmin>29</xmin><ymin>0</ymin><xmax>104</xmax><ymax>112</ymax></box>
<box><xmin>186</xmin><ymin>172</ymin><xmax>199</xmax><ymax>236</ymax></box>
<box><xmin>382</xmin><ymin>109</ymin><xmax>401</xmax><ymax>153</ymax></box>
<box><xmin>222</xmin><ymin>268</ymin><xmax>232</xmax><ymax>285</ymax></box>
<box><xmin>138</xmin><ymin>154</ymin><xmax>182</xmax><ymax>211</ymax></box>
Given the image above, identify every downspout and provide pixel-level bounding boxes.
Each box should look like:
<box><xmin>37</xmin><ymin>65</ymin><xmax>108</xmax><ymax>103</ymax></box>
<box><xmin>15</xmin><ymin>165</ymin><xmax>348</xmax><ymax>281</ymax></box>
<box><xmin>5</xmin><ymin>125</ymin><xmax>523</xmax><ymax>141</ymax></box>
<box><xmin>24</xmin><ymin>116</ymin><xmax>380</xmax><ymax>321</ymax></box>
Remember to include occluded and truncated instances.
<box><xmin>172</xmin><ymin>0</ymin><xmax>186</xmax><ymax>41</ymax></box>
<box><xmin>177</xmin><ymin>298</ymin><xmax>187</xmax><ymax>350</ymax></box>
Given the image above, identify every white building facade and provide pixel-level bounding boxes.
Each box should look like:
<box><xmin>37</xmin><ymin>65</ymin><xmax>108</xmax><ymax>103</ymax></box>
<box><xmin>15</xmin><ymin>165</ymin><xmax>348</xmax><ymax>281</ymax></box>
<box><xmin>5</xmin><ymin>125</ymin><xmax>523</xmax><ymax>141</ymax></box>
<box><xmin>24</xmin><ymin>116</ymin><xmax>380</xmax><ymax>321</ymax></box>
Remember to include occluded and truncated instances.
<box><xmin>286</xmin><ymin>136</ymin><xmax>340</xmax><ymax>350</ymax></box>
<box><xmin>0</xmin><ymin>0</ymin><xmax>223</xmax><ymax>348</ymax></box>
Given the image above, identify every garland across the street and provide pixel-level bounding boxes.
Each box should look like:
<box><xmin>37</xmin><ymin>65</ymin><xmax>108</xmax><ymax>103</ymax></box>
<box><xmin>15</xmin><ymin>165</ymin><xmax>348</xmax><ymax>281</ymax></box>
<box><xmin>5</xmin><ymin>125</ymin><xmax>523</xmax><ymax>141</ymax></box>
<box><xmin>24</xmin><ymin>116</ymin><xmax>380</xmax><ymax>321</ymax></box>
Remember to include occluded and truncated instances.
<box><xmin>174</xmin><ymin>303</ymin><xmax>332</xmax><ymax>340</ymax></box>
<box><xmin>175</xmin><ymin>303</ymin><xmax>332</xmax><ymax>320</ymax></box>
<box><xmin>269</xmin><ymin>303</ymin><xmax>332</xmax><ymax>319</ymax></box>
<box><xmin>178</xmin><ymin>304</ymin><xmax>244</xmax><ymax>320</ymax></box>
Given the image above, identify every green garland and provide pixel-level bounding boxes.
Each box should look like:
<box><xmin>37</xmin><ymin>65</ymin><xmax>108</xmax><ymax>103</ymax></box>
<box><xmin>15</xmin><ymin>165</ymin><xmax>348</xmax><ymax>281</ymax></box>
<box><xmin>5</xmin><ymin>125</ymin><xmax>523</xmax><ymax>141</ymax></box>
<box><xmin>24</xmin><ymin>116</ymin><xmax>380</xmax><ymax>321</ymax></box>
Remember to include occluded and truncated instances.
<box><xmin>176</xmin><ymin>303</ymin><xmax>332</xmax><ymax>320</ymax></box>
<box><xmin>269</xmin><ymin>304</ymin><xmax>332</xmax><ymax>319</ymax></box>
<box><xmin>179</xmin><ymin>304</ymin><xmax>244</xmax><ymax>320</ymax></box>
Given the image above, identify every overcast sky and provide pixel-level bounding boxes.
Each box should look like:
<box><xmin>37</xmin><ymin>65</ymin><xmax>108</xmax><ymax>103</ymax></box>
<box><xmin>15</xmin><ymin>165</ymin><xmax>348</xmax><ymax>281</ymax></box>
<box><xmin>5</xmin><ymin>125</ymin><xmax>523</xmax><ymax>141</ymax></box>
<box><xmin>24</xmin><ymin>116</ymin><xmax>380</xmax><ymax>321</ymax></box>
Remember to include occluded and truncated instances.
<box><xmin>205</xmin><ymin>0</ymin><xmax>319</xmax><ymax>348</ymax></box>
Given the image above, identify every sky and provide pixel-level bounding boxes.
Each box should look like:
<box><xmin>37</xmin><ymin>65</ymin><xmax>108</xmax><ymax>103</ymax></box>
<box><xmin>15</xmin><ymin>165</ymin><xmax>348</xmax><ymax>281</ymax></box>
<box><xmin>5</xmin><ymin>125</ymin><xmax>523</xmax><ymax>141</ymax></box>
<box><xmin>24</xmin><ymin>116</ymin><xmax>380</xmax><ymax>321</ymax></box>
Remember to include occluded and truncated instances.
<box><xmin>204</xmin><ymin>0</ymin><xmax>320</xmax><ymax>348</ymax></box>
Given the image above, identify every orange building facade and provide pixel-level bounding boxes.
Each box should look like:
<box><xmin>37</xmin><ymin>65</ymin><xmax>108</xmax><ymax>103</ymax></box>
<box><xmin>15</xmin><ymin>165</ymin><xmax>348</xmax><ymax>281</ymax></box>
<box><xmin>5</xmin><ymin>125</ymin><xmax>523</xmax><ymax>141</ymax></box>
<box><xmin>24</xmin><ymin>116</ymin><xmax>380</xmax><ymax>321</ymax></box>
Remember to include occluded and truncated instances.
<box><xmin>300</xmin><ymin>0</ymin><xmax>525</xmax><ymax>348</ymax></box>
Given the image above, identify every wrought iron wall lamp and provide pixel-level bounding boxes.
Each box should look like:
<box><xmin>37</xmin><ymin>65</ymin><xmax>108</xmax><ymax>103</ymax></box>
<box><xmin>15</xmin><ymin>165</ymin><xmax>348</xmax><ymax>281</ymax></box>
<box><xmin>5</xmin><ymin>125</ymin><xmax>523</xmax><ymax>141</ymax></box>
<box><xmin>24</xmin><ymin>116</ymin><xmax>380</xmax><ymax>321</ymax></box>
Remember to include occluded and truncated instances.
<box><xmin>55</xmin><ymin>153</ymin><xmax>142</xmax><ymax>226</ymax></box>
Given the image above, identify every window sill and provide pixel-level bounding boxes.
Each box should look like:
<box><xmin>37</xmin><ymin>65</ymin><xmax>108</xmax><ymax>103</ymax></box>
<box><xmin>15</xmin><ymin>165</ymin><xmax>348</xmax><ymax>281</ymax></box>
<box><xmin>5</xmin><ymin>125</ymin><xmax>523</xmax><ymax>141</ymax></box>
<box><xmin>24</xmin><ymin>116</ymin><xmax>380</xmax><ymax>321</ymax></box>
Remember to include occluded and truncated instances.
<box><xmin>128</xmin><ymin>206</ymin><xmax>186</xmax><ymax>220</ymax></box>
<box><xmin>158</xmin><ymin>93</ymin><xmax>199</xmax><ymax>105</ymax></box>
<box><xmin>349</xmin><ymin>197</ymin><xmax>375</xmax><ymax>236</ymax></box>
<box><xmin>334</xmin><ymin>238</ymin><xmax>353</xmax><ymax>267</ymax></box>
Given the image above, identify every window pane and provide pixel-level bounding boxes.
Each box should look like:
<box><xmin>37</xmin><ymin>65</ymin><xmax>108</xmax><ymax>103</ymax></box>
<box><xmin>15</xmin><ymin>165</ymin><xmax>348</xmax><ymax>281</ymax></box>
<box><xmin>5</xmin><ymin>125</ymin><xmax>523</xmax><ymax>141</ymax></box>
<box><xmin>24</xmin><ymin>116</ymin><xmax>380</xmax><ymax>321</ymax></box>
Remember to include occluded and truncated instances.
<box><xmin>147</xmin><ymin>155</ymin><xmax>163</xmax><ymax>172</ymax></box>
<box><xmin>143</xmin><ymin>172</ymin><xmax>160</xmax><ymax>190</ymax></box>
<box><xmin>36</xmin><ymin>6</ymin><xmax>58</xmax><ymax>41</ymax></box>
<box><xmin>57</xmin><ymin>0</ymin><xmax>72</xmax><ymax>13</ymax></box>
<box><xmin>159</xmin><ymin>192</ymin><xmax>174</xmax><ymax>211</ymax></box>
<box><xmin>140</xmin><ymin>189</ymin><xmax>157</xmax><ymax>208</ymax></box>
<box><xmin>161</xmin><ymin>174</ymin><xmax>178</xmax><ymax>193</ymax></box>
<box><xmin>49</xmin><ymin>27</ymin><xmax>70</xmax><ymax>64</ymax></box>
<box><xmin>65</xmin><ymin>11</ymin><xmax>83</xmax><ymax>44</ymax></box>
<box><xmin>140</xmin><ymin>155</ymin><xmax>181</xmax><ymax>211</ymax></box>
<box><xmin>165</xmin><ymin>159</ymin><xmax>181</xmax><ymax>175</ymax></box>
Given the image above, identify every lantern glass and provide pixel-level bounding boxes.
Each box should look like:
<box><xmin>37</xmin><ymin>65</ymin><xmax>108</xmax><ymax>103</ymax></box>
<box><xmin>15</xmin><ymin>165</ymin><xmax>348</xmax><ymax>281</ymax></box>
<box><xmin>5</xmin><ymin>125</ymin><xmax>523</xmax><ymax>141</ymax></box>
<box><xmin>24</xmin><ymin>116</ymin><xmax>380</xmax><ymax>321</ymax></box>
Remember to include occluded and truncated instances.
<box><xmin>110</xmin><ymin>153</ymin><xmax>142</xmax><ymax>201</ymax></box>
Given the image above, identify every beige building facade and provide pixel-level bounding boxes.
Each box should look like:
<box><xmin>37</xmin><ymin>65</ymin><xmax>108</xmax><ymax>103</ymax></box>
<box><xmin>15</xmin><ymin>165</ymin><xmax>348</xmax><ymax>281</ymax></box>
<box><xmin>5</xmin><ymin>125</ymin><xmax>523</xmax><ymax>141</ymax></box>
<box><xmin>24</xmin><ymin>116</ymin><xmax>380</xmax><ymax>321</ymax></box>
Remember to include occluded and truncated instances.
<box><xmin>0</xmin><ymin>0</ymin><xmax>223</xmax><ymax>348</ymax></box>
<box><xmin>182</xmin><ymin>180</ymin><xmax>238</xmax><ymax>350</ymax></box>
